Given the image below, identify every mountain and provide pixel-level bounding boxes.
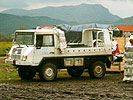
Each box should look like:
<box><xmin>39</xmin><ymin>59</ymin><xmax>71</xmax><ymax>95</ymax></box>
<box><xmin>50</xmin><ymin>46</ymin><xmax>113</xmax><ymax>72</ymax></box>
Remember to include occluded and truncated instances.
<box><xmin>2</xmin><ymin>3</ymin><xmax>121</xmax><ymax>24</ymax></box>
<box><xmin>0</xmin><ymin>13</ymin><xmax>77</xmax><ymax>34</ymax></box>
<box><xmin>114</xmin><ymin>16</ymin><xmax>133</xmax><ymax>25</ymax></box>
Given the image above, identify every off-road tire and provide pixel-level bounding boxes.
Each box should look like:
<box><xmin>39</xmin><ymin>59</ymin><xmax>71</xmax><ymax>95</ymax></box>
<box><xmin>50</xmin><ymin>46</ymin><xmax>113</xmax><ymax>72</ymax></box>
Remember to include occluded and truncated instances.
<box><xmin>18</xmin><ymin>66</ymin><xmax>36</xmax><ymax>80</ymax></box>
<box><xmin>39</xmin><ymin>63</ymin><xmax>57</xmax><ymax>81</ymax></box>
<box><xmin>89</xmin><ymin>61</ymin><xmax>106</xmax><ymax>79</ymax></box>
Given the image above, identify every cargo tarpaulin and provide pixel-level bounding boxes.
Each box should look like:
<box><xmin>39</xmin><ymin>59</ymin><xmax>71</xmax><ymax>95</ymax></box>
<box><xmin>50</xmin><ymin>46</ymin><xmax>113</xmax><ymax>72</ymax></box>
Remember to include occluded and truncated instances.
<box><xmin>56</xmin><ymin>24</ymin><xmax>111</xmax><ymax>43</ymax></box>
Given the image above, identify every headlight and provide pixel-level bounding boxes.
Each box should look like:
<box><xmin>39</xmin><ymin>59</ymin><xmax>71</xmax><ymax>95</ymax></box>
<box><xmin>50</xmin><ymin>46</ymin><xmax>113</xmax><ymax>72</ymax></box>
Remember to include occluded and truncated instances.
<box><xmin>6</xmin><ymin>54</ymin><xmax>10</xmax><ymax>59</ymax></box>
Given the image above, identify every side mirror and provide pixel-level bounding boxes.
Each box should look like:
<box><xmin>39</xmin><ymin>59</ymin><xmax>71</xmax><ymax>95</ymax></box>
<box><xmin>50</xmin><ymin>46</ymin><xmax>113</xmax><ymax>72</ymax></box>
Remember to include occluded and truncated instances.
<box><xmin>6</xmin><ymin>47</ymin><xmax>11</xmax><ymax>51</ymax></box>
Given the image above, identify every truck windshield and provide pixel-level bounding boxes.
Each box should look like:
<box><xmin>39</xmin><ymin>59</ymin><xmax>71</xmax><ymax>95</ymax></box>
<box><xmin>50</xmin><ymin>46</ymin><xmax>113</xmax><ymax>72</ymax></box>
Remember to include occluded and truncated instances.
<box><xmin>14</xmin><ymin>32</ymin><xmax>34</xmax><ymax>45</ymax></box>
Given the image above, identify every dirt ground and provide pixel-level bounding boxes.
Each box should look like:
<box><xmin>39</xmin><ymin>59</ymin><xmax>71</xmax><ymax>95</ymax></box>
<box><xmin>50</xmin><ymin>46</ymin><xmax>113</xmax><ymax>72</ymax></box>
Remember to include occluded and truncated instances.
<box><xmin>0</xmin><ymin>57</ymin><xmax>133</xmax><ymax>100</ymax></box>
<box><xmin>0</xmin><ymin>72</ymin><xmax>133</xmax><ymax>100</ymax></box>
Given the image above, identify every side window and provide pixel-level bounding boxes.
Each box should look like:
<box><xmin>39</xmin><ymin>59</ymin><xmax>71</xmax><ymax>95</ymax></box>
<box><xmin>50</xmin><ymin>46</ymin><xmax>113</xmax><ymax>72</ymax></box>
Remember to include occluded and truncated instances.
<box><xmin>98</xmin><ymin>32</ymin><xmax>104</xmax><ymax>41</ymax></box>
<box><xmin>42</xmin><ymin>35</ymin><xmax>54</xmax><ymax>46</ymax></box>
<box><xmin>36</xmin><ymin>34</ymin><xmax>54</xmax><ymax>47</ymax></box>
<box><xmin>97</xmin><ymin>32</ymin><xmax>104</xmax><ymax>47</ymax></box>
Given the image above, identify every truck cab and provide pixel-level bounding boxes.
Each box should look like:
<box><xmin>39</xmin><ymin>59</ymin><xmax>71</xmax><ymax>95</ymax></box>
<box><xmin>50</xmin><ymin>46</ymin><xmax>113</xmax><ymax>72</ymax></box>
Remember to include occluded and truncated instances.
<box><xmin>5</xmin><ymin>26</ymin><xmax>113</xmax><ymax>81</ymax></box>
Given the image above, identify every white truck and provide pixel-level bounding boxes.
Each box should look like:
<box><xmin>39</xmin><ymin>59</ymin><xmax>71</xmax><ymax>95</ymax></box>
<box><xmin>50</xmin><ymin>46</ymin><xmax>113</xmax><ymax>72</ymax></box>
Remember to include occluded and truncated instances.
<box><xmin>5</xmin><ymin>26</ymin><xmax>113</xmax><ymax>81</ymax></box>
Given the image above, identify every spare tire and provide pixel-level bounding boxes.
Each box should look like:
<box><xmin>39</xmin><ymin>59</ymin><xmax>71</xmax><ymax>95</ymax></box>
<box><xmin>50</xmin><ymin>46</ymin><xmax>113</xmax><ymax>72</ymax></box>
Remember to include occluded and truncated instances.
<box><xmin>67</xmin><ymin>67</ymin><xmax>84</xmax><ymax>77</ymax></box>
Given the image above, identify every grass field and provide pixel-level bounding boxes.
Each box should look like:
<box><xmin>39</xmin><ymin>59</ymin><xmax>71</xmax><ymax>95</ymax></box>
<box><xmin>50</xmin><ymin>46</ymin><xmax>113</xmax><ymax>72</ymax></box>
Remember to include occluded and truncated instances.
<box><xmin>0</xmin><ymin>57</ymin><xmax>19</xmax><ymax>81</ymax></box>
<box><xmin>0</xmin><ymin>42</ymin><xmax>12</xmax><ymax>55</ymax></box>
<box><xmin>0</xmin><ymin>42</ymin><xmax>17</xmax><ymax>80</ymax></box>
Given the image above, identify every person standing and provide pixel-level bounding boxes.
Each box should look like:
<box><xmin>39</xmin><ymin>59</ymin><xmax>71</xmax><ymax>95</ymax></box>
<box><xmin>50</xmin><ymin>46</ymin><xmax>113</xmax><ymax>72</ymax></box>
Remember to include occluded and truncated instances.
<box><xmin>112</xmin><ymin>39</ymin><xmax>120</xmax><ymax>62</ymax></box>
<box><xmin>125</xmin><ymin>35</ymin><xmax>133</xmax><ymax>47</ymax></box>
<box><xmin>112</xmin><ymin>39</ymin><xmax>120</xmax><ymax>55</ymax></box>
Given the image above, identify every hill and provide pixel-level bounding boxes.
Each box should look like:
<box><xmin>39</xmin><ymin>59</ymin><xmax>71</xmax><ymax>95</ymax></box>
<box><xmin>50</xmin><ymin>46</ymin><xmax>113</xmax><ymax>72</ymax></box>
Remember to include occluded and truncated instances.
<box><xmin>2</xmin><ymin>3</ymin><xmax>121</xmax><ymax>24</ymax></box>
<box><xmin>0</xmin><ymin>13</ymin><xmax>76</xmax><ymax>34</ymax></box>
<box><xmin>114</xmin><ymin>16</ymin><xmax>133</xmax><ymax>25</ymax></box>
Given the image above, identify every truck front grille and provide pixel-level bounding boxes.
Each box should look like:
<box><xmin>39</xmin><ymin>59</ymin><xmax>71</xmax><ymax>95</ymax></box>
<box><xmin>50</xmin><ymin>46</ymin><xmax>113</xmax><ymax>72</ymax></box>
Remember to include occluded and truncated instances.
<box><xmin>12</xmin><ymin>48</ymin><xmax>22</xmax><ymax>54</ymax></box>
<box><xmin>11</xmin><ymin>55</ymin><xmax>21</xmax><ymax>60</ymax></box>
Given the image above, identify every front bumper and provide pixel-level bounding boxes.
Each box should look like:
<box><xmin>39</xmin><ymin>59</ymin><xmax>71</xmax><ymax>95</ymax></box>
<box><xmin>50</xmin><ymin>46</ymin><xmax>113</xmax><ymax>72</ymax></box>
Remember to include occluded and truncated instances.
<box><xmin>5</xmin><ymin>59</ymin><xmax>15</xmax><ymax>65</ymax></box>
<box><xmin>5</xmin><ymin>59</ymin><xmax>38</xmax><ymax>66</ymax></box>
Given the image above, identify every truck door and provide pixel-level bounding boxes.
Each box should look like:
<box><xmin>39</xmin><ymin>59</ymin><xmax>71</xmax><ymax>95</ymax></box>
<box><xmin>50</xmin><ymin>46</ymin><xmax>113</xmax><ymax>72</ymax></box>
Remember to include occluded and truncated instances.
<box><xmin>33</xmin><ymin>34</ymin><xmax>55</xmax><ymax>65</ymax></box>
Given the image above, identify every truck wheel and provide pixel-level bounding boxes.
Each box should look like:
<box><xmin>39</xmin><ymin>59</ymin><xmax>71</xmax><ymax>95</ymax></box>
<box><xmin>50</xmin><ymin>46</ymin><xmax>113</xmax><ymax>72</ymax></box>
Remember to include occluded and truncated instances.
<box><xmin>39</xmin><ymin>63</ymin><xmax>57</xmax><ymax>81</ymax></box>
<box><xmin>89</xmin><ymin>61</ymin><xmax>106</xmax><ymax>79</ymax></box>
<box><xmin>18</xmin><ymin>67</ymin><xmax>36</xmax><ymax>80</ymax></box>
<box><xmin>67</xmin><ymin>68</ymin><xmax>84</xmax><ymax>77</ymax></box>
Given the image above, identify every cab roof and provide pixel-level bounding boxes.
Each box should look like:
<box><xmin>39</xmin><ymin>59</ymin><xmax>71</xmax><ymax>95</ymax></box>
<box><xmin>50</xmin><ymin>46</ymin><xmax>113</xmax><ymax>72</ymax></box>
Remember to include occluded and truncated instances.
<box><xmin>83</xmin><ymin>28</ymin><xmax>108</xmax><ymax>32</ymax></box>
<box><xmin>15</xmin><ymin>27</ymin><xmax>63</xmax><ymax>34</ymax></box>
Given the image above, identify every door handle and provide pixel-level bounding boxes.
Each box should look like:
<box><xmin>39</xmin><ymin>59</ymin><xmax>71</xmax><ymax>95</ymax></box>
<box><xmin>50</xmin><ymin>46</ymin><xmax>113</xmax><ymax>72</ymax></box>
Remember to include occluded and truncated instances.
<box><xmin>50</xmin><ymin>52</ymin><xmax>54</xmax><ymax>54</ymax></box>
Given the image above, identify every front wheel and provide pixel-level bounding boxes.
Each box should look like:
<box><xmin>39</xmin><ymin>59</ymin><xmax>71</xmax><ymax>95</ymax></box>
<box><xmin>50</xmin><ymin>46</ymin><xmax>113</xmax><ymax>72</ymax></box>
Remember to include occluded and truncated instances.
<box><xmin>88</xmin><ymin>61</ymin><xmax>106</xmax><ymax>79</ymax></box>
<box><xmin>39</xmin><ymin>63</ymin><xmax>57</xmax><ymax>81</ymax></box>
<box><xmin>67</xmin><ymin>68</ymin><xmax>84</xmax><ymax>77</ymax></box>
<box><xmin>18</xmin><ymin>66</ymin><xmax>36</xmax><ymax>80</ymax></box>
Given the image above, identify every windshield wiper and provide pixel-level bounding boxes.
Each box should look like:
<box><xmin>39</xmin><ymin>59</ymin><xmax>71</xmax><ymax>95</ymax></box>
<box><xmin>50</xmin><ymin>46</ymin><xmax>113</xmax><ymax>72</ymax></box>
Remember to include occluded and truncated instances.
<box><xmin>26</xmin><ymin>44</ymin><xmax>29</xmax><ymax>47</ymax></box>
<box><xmin>18</xmin><ymin>44</ymin><xmax>21</xmax><ymax>47</ymax></box>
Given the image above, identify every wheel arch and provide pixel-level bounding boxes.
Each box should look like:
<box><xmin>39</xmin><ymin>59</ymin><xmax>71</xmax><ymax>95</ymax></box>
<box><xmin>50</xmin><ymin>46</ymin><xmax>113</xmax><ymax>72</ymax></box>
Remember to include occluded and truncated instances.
<box><xmin>85</xmin><ymin>56</ymin><xmax>111</xmax><ymax>69</ymax></box>
<box><xmin>38</xmin><ymin>57</ymin><xmax>64</xmax><ymax>69</ymax></box>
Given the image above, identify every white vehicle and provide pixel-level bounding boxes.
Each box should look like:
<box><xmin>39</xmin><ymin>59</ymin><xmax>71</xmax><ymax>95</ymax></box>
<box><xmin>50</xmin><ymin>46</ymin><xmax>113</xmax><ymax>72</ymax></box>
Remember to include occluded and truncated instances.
<box><xmin>5</xmin><ymin>26</ymin><xmax>113</xmax><ymax>81</ymax></box>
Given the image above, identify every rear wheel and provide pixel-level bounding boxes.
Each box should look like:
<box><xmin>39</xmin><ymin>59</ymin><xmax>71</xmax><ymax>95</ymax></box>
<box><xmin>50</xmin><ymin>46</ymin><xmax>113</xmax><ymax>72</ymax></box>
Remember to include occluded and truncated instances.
<box><xmin>67</xmin><ymin>67</ymin><xmax>84</xmax><ymax>77</ymax></box>
<box><xmin>39</xmin><ymin>63</ymin><xmax>57</xmax><ymax>81</ymax></box>
<box><xmin>89</xmin><ymin>61</ymin><xmax>106</xmax><ymax>79</ymax></box>
<box><xmin>18</xmin><ymin>66</ymin><xmax>36</xmax><ymax>80</ymax></box>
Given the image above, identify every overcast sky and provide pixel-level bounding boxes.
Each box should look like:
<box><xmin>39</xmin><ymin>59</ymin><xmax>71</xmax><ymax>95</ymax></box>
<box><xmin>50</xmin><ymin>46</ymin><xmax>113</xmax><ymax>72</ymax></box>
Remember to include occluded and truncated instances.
<box><xmin>0</xmin><ymin>0</ymin><xmax>133</xmax><ymax>18</ymax></box>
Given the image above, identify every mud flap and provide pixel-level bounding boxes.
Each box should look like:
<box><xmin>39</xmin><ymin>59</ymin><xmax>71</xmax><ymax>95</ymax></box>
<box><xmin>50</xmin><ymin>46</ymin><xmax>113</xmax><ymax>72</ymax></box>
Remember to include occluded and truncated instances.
<box><xmin>106</xmin><ymin>60</ymin><xmax>111</xmax><ymax>68</ymax></box>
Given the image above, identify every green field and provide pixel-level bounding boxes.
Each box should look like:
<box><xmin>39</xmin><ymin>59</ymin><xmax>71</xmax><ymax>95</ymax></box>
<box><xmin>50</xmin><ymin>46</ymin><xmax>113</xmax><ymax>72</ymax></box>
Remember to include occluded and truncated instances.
<box><xmin>0</xmin><ymin>42</ymin><xmax>12</xmax><ymax>55</ymax></box>
<box><xmin>0</xmin><ymin>42</ymin><xmax>18</xmax><ymax>81</ymax></box>
<box><xmin>0</xmin><ymin>57</ymin><xmax>19</xmax><ymax>81</ymax></box>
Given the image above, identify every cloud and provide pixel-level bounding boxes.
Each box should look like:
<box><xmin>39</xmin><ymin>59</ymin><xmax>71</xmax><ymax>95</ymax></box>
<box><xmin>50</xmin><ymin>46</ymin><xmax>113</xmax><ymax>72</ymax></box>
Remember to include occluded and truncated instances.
<box><xmin>25</xmin><ymin>0</ymin><xmax>99</xmax><ymax>9</ymax></box>
<box><xmin>0</xmin><ymin>0</ymin><xmax>132</xmax><ymax>9</ymax></box>
<box><xmin>98</xmin><ymin>0</ymin><xmax>133</xmax><ymax>18</ymax></box>
<box><xmin>111</xmin><ymin>0</ymin><xmax>131</xmax><ymax>1</ymax></box>
<box><xmin>110</xmin><ymin>0</ymin><xmax>133</xmax><ymax>3</ymax></box>
<box><xmin>25</xmin><ymin>0</ymin><xmax>98</xmax><ymax>9</ymax></box>
<box><xmin>0</xmin><ymin>0</ymin><xmax>28</xmax><ymax>9</ymax></box>
<box><xmin>27</xmin><ymin>0</ymin><xmax>96</xmax><ymax>4</ymax></box>
<box><xmin>0</xmin><ymin>0</ymin><xmax>132</xmax><ymax>18</ymax></box>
